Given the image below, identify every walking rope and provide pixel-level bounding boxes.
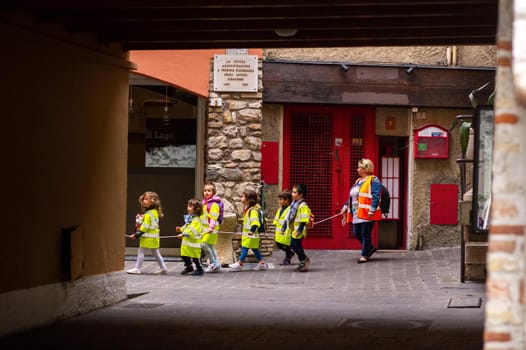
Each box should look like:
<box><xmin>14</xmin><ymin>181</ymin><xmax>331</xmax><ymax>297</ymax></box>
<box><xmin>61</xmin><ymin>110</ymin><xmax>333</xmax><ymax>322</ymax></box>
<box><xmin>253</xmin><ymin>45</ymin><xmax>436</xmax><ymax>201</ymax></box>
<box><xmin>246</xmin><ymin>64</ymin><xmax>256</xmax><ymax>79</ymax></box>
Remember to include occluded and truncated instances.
<box><xmin>312</xmin><ymin>212</ymin><xmax>343</xmax><ymax>226</ymax></box>
<box><xmin>125</xmin><ymin>212</ymin><xmax>345</xmax><ymax>239</ymax></box>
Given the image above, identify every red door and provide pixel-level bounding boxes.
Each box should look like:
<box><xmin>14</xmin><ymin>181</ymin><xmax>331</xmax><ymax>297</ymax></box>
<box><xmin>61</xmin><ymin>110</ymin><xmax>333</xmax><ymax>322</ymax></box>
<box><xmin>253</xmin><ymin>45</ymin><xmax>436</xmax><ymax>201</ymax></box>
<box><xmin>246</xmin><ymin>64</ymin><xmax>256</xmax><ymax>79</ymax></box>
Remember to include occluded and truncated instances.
<box><xmin>283</xmin><ymin>105</ymin><xmax>378</xmax><ymax>250</ymax></box>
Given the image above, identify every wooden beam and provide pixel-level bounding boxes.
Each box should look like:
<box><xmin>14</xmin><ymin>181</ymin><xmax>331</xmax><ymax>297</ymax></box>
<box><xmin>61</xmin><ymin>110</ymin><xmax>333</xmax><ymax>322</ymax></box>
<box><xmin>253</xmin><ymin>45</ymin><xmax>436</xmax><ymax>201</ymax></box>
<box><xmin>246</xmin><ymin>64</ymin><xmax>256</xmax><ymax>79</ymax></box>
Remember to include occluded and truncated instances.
<box><xmin>263</xmin><ymin>62</ymin><xmax>495</xmax><ymax>108</ymax></box>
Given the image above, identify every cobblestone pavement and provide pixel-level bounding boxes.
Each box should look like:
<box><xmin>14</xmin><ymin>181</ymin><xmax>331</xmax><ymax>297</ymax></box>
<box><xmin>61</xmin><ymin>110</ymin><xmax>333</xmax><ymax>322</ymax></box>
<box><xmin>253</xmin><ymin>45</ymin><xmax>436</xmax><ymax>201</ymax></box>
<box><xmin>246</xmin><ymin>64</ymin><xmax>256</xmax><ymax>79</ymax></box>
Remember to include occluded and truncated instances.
<box><xmin>0</xmin><ymin>247</ymin><xmax>486</xmax><ymax>350</ymax></box>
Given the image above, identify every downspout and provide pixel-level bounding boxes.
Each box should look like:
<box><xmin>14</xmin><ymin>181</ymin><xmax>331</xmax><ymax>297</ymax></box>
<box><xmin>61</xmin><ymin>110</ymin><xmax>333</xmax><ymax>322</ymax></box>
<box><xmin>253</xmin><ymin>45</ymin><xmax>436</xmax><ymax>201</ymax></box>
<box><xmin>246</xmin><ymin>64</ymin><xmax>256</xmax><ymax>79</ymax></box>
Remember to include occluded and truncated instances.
<box><xmin>195</xmin><ymin>96</ymin><xmax>206</xmax><ymax>197</ymax></box>
<box><xmin>406</xmin><ymin>108</ymin><xmax>415</xmax><ymax>250</ymax></box>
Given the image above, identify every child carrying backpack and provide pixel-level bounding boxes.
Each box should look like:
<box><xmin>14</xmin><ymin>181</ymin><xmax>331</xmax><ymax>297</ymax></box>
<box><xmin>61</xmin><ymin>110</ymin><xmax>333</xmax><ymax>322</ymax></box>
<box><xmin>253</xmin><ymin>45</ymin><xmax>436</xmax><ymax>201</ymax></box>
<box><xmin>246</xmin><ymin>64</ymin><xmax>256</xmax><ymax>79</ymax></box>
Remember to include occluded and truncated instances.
<box><xmin>201</xmin><ymin>182</ymin><xmax>223</xmax><ymax>273</ymax></box>
<box><xmin>229</xmin><ymin>189</ymin><xmax>267</xmax><ymax>271</ymax></box>
<box><xmin>273</xmin><ymin>189</ymin><xmax>294</xmax><ymax>265</ymax></box>
<box><xmin>287</xmin><ymin>183</ymin><xmax>312</xmax><ymax>272</ymax></box>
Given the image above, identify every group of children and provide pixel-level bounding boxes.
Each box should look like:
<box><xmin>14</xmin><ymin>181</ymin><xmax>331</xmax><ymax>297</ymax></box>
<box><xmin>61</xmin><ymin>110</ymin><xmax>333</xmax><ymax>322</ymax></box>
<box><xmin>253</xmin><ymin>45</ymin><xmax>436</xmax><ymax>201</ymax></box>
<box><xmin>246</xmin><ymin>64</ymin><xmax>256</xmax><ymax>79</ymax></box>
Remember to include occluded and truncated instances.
<box><xmin>126</xmin><ymin>182</ymin><xmax>312</xmax><ymax>276</ymax></box>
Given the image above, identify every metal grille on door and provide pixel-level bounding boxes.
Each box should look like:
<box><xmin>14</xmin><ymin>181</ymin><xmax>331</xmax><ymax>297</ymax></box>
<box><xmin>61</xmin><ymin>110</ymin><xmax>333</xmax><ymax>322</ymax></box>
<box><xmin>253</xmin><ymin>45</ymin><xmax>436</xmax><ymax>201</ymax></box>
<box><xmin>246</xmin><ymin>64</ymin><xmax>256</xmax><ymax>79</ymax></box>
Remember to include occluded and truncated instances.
<box><xmin>289</xmin><ymin>113</ymin><xmax>332</xmax><ymax>238</ymax></box>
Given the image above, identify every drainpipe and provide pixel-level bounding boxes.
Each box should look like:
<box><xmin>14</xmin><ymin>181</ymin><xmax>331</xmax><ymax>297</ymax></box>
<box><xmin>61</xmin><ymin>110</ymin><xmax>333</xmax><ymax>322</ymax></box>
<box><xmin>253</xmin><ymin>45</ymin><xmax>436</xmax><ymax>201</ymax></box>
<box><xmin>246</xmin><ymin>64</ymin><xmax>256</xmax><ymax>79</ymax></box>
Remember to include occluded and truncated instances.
<box><xmin>406</xmin><ymin>108</ymin><xmax>415</xmax><ymax>250</ymax></box>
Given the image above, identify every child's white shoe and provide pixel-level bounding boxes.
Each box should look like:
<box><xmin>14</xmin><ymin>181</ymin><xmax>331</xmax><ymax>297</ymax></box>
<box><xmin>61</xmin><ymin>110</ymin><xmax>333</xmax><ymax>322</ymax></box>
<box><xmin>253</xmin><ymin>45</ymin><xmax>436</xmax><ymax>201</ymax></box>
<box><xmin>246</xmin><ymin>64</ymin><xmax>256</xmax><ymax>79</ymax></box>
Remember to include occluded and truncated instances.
<box><xmin>254</xmin><ymin>262</ymin><xmax>268</xmax><ymax>271</ymax></box>
<box><xmin>126</xmin><ymin>267</ymin><xmax>142</xmax><ymax>274</ymax></box>
<box><xmin>229</xmin><ymin>262</ymin><xmax>243</xmax><ymax>271</ymax></box>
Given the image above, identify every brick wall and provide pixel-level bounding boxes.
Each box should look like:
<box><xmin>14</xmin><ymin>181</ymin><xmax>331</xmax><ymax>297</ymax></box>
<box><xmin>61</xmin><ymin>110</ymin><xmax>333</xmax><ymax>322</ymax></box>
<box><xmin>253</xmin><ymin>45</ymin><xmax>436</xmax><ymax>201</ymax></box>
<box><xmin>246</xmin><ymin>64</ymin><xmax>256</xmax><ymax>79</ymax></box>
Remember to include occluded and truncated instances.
<box><xmin>484</xmin><ymin>1</ymin><xmax>526</xmax><ymax>349</ymax></box>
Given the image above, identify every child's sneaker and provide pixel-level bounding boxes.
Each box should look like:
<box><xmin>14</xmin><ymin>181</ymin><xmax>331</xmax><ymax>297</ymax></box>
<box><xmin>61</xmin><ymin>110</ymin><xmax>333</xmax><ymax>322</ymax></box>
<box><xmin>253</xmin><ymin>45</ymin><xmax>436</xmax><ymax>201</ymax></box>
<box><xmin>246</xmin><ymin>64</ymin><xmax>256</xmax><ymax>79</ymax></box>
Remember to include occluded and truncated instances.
<box><xmin>180</xmin><ymin>266</ymin><xmax>194</xmax><ymax>275</ymax></box>
<box><xmin>204</xmin><ymin>265</ymin><xmax>214</xmax><ymax>273</ymax></box>
<box><xmin>279</xmin><ymin>258</ymin><xmax>291</xmax><ymax>266</ymax></box>
<box><xmin>126</xmin><ymin>267</ymin><xmax>142</xmax><ymax>274</ymax></box>
<box><xmin>254</xmin><ymin>262</ymin><xmax>268</xmax><ymax>271</ymax></box>
<box><xmin>211</xmin><ymin>262</ymin><xmax>221</xmax><ymax>272</ymax></box>
<box><xmin>229</xmin><ymin>261</ymin><xmax>243</xmax><ymax>271</ymax></box>
<box><xmin>295</xmin><ymin>263</ymin><xmax>306</xmax><ymax>272</ymax></box>
<box><xmin>304</xmin><ymin>257</ymin><xmax>311</xmax><ymax>269</ymax></box>
<box><xmin>191</xmin><ymin>268</ymin><xmax>204</xmax><ymax>276</ymax></box>
<box><xmin>296</xmin><ymin>257</ymin><xmax>310</xmax><ymax>272</ymax></box>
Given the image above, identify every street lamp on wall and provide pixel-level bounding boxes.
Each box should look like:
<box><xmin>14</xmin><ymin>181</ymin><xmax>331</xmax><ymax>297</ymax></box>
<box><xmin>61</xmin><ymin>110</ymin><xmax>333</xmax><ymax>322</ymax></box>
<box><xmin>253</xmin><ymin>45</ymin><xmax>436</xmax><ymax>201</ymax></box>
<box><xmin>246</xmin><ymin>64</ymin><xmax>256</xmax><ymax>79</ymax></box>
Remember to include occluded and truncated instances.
<box><xmin>163</xmin><ymin>86</ymin><xmax>170</xmax><ymax>125</ymax></box>
<box><xmin>129</xmin><ymin>85</ymin><xmax>135</xmax><ymax>113</ymax></box>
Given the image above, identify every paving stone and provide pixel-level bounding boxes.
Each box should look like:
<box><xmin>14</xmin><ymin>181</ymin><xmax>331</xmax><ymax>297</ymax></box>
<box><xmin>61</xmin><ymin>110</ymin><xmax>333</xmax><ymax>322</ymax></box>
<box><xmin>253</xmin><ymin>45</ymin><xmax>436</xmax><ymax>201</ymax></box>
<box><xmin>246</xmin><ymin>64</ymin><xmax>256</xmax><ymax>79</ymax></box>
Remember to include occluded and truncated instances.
<box><xmin>0</xmin><ymin>247</ymin><xmax>485</xmax><ymax>350</ymax></box>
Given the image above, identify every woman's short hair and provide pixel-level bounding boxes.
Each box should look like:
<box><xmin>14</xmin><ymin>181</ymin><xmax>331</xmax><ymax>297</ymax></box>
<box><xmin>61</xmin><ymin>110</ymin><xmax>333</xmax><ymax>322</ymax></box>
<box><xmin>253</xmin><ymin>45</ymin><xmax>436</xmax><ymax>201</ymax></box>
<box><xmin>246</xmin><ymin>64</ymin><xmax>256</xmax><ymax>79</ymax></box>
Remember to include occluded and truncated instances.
<box><xmin>358</xmin><ymin>158</ymin><xmax>374</xmax><ymax>174</ymax></box>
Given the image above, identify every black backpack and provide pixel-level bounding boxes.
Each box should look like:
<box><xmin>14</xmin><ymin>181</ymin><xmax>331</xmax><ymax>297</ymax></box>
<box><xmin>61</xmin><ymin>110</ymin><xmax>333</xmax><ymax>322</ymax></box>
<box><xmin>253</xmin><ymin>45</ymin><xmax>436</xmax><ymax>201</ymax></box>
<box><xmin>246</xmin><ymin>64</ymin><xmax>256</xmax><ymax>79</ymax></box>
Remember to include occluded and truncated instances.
<box><xmin>379</xmin><ymin>185</ymin><xmax>391</xmax><ymax>215</ymax></box>
<box><xmin>251</xmin><ymin>208</ymin><xmax>266</xmax><ymax>233</ymax></box>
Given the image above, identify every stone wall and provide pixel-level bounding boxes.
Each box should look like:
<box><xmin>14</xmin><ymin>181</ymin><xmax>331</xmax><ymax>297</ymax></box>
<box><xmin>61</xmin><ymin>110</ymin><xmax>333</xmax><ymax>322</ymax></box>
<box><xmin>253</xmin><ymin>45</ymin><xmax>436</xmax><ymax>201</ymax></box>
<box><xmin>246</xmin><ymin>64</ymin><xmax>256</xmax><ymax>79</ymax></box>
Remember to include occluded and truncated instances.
<box><xmin>206</xmin><ymin>58</ymin><xmax>274</xmax><ymax>261</ymax></box>
<box><xmin>206</xmin><ymin>58</ymin><xmax>263</xmax><ymax>211</ymax></box>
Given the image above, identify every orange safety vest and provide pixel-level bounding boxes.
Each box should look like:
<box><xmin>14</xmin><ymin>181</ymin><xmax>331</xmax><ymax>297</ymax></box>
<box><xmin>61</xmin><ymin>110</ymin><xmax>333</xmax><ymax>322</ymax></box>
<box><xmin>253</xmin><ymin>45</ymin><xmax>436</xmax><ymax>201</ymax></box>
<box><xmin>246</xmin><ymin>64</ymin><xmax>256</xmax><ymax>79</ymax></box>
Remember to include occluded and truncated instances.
<box><xmin>356</xmin><ymin>175</ymin><xmax>382</xmax><ymax>221</ymax></box>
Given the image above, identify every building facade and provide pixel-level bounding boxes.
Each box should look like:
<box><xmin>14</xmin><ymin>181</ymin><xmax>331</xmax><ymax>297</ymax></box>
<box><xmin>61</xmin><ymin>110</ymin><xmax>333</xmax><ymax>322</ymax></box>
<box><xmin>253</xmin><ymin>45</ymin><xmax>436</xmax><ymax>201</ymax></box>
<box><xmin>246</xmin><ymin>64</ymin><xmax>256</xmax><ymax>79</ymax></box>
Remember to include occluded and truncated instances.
<box><xmin>3</xmin><ymin>2</ymin><xmax>526</xmax><ymax>348</ymax></box>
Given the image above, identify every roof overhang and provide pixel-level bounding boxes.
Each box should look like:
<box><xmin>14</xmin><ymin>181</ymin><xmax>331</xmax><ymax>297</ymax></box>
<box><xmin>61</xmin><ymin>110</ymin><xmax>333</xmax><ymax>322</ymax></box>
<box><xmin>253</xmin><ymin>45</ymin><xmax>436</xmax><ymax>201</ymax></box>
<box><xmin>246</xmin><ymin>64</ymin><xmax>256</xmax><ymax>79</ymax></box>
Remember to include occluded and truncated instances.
<box><xmin>1</xmin><ymin>1</ymin><xmax>498</xmax><ymax>50</ymax></box>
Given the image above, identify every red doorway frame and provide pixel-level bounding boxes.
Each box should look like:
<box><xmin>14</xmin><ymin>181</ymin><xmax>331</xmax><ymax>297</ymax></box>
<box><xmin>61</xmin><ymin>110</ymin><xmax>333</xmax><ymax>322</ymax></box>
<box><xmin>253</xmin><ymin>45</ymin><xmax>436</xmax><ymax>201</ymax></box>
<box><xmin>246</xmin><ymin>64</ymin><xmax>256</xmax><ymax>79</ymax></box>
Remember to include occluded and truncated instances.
<box><xmin>282</xmin><ymin>105</ymin><xmax>378</xmax><ymax>250</ymax></box>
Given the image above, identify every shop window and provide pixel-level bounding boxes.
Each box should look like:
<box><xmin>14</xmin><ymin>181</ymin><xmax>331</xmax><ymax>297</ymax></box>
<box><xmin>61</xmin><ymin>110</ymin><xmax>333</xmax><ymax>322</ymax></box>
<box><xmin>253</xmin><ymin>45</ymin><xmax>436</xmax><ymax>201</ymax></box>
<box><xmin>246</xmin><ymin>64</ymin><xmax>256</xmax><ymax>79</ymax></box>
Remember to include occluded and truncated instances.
<box><xmin>472</xmin><ymin>106</ymin><xmax>494</xmax><ymax>233</ymax></box>
<box><xmin>145</xmin><ymin>118</ymin><xmax>197</xmax><ymax>168</ymax></box>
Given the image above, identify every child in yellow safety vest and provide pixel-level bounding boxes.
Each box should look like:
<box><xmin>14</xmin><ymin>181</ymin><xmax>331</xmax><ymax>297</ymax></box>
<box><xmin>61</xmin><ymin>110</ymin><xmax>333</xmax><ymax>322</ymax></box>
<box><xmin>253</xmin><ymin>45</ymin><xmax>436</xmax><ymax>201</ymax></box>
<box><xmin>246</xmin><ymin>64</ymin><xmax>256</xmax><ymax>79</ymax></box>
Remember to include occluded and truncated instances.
<box><xmin>273</xmin><ymin>189</ymin><xmax>295</xmax><ymax>265</ymax></box>
<box><xmin>201</xmin><ymin>182</ymin><xmax>222</xmax><ymax>273</ymax></box>
<box><xmin>229</xmin><ymin>189</ymin><xmax>267</xmax><ymax>271</ymax></box>
<box><xmin>176</xmin><ymin>199</ymin><xmax>204</xmax><ymax>276</ymax></box>
<box><xmin>126</xmin><ymin>191</ymin><xmax>168</xmax><ymax>275</ymax></box>
<box><xmin>287</xmin><ymin>184</ymin><xmax>312</xmax><ymax>272</ymax></box>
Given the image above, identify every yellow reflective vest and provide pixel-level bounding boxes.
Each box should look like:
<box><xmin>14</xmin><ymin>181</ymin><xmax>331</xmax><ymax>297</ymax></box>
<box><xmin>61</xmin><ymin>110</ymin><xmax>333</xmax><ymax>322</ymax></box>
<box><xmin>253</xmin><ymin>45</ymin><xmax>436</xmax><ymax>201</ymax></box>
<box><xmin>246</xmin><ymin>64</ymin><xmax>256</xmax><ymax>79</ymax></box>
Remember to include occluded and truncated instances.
<box><xmin>241</xmin><ymin>207</ymin><xmax>261</xmax><ymax>249</ymax></box>
<box><xmin>201</xmin><ymin>201</ymin><xmax>221</xmax><ymax>245</ymax></box>
<box><xmin>180</xmin><ymin>215</ymin><xmax>203</xmax><ymax>258</ymax></box>
<box><xmin>291</xmin><ymin>202</ymin><xmax>311</xmax><ymax>239</ymax></box>
<box><xmin>273</xmin><ymin>205</ymin><xmax>291</xmax><ymax>246</ymax></box>
<box><xmin>139</xmin><ymin>209</ymin><xmax>160</xmax><ymax>249</ymax></box>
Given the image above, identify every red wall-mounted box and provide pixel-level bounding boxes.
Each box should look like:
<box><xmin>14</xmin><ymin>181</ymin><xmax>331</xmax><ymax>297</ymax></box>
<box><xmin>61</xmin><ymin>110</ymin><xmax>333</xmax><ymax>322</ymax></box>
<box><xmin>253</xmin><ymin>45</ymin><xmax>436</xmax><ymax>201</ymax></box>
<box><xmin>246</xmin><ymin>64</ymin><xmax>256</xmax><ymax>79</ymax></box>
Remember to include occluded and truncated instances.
<box><xmin>430</xmin><ymin>184</ymin><xmax>458</xmax><ymax>225</ymax></box>
<box><xmin>414</xmin><ymin>124</ymin><xmax>448</xmax><ymax>159</ymax></box>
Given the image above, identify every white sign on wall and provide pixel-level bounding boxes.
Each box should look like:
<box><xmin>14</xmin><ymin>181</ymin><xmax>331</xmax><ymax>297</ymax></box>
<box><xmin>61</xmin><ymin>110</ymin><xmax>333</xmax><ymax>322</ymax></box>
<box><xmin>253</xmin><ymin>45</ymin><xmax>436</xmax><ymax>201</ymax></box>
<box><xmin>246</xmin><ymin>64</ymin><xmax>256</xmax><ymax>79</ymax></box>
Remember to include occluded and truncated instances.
<box><xmin>213</xmin><ymin>55</ymin><xmax>258</xmax><ymax>92</ymax></box>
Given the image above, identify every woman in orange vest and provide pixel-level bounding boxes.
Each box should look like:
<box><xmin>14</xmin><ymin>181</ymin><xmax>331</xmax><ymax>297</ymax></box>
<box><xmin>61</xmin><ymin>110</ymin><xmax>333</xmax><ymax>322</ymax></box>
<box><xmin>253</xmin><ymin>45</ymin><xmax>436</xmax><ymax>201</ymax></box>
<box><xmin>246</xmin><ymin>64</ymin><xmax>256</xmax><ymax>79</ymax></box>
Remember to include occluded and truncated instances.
<box><xmin>340</xmin><ymin>158</ymin><xmax>382</xmax><ymax>263</ymax></box>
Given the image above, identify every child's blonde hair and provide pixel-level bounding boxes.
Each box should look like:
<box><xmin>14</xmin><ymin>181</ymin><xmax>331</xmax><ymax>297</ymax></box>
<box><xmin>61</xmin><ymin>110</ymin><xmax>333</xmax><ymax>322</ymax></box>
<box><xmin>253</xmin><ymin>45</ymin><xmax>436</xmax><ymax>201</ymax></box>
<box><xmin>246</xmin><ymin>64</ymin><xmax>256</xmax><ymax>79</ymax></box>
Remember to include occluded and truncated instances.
<box><xmin>139</xmin><ymin>191</ymin><xmax>164</xmax><ymax>218</ymax></box>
